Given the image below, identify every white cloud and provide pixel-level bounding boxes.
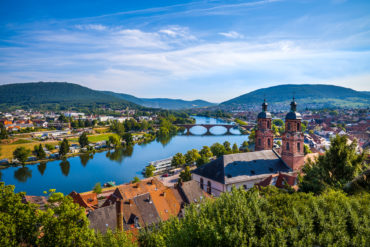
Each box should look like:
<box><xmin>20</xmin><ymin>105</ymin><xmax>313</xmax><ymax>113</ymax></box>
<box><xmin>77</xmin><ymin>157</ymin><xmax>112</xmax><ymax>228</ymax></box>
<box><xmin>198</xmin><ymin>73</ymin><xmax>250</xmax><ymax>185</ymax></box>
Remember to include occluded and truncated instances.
<box><xmin>75</xmin><ymin>24</ymin><xmax>107</xmax><ymax>31</ymax></box>
<box><xmin>219</xmin><ymin>31</ymin><xmax>244</xmax><ymax>39</ymax></box>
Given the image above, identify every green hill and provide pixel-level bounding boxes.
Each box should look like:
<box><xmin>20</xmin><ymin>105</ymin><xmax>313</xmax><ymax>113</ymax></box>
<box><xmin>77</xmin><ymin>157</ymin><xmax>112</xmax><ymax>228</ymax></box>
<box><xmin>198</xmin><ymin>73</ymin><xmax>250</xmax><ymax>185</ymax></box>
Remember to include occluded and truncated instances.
<box><xmin>221</xmin><ymin>84</ymin><xmax>370</xmax><ymax>109</ymax></box>
<box><xmin>0</xmin><ymin>82</ymin><xmax>215</xmax><ymax>111</ymax></box>
<box><xmin>0</xmin><ymin>82</ymin><xmax>137</xmax><ymax>111</ymax></box>
<box><xmin>103</xmin><ymin>91</ymin><xmax>215</xmax><ymax>110</ymax></box>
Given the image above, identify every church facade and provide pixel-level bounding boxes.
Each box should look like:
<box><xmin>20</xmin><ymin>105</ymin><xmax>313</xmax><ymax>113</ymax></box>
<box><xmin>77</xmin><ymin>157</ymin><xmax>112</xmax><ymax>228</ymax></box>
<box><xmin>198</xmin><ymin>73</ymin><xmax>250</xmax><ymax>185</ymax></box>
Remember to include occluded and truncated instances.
<box><xmin>192</xmin><ymin>98</ymin><xmax>305</xmax><ymax>196</ymax></box>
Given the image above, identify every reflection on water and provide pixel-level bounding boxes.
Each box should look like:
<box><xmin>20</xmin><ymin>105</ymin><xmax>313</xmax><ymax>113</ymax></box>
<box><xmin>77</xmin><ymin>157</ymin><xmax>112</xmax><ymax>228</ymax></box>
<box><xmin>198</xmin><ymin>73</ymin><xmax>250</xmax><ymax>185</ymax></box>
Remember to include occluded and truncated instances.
<box><xmin>80</xmin><ymin>154</ymin><xmax>93</xmax><ymax>167</ymax></box>
<box><xmin>60</xmin><ymin>160</ymin><xmax>70</xmax><ymax>177</ymax></box>
<box><xmin>1</xmin><ymin>116</ymin><xmax>249</xmax><ymax>195</ymax></box>
<box><xmin>37</xmin><ymin>162</ymin><xmax>47</xmax><ymax>175</ymax></box>
<box><xmin>14</xmin><ymin>166</ymin><xmax>32</xmax><ymax>183</ymax></box>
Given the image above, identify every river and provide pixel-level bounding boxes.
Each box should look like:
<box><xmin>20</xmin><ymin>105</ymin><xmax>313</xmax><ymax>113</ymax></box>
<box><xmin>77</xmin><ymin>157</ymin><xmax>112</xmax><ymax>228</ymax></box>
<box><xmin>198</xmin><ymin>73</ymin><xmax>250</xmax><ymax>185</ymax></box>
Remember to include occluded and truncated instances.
<box><xmin>0</xmin><ymin>116</ymin><xmax>248</xmax><ymax>195</ymax></box>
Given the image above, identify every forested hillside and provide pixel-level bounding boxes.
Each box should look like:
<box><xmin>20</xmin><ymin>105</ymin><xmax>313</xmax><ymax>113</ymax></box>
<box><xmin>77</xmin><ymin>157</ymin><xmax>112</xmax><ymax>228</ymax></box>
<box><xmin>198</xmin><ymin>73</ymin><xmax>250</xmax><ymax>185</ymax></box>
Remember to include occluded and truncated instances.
<box><xmin>221</xmin><ymin>84</ymin><xmax>370</xmax><ymax>108</ymax></box>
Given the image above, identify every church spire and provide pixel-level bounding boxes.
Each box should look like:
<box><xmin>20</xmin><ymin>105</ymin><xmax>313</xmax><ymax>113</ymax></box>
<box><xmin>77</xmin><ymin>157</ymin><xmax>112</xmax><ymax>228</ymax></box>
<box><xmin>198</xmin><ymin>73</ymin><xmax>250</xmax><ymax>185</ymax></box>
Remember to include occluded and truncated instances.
<box><xmin>290</xmin><ymin>96</ymin><xmax>297</xmax><ymax>112</ymax></box>
<box><xmin>262</xmin><ymin>98</ymin><xmax>268</xmax><ymax>112</ymax></box>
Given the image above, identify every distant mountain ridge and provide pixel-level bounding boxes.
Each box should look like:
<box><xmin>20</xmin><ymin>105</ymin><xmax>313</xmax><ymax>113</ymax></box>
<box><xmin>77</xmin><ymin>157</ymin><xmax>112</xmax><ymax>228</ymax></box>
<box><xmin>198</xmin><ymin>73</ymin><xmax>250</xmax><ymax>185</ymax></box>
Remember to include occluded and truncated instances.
<box><xmin>0</xmin><ymin>82</ymin><xmax>214</xmax><ymax>110</ymax></box>
<box><xmin>103</xmin><ymin>91</ymin><xmax>215</xmax><ymax>110</ymax></box>
<box><xmin>221</xmin><ymin>84</ymin><xmax>370</xmax><ymax>109</ymax></box>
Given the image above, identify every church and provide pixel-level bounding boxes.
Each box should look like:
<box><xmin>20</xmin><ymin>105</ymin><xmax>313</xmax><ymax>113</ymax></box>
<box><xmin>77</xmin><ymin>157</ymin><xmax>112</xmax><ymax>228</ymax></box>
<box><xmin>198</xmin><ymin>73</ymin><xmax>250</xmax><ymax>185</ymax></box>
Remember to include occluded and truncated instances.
<box><xmin>192</xmin><ymin>98</ymin><xmax>305</xmax><ymax>196</ymax></box>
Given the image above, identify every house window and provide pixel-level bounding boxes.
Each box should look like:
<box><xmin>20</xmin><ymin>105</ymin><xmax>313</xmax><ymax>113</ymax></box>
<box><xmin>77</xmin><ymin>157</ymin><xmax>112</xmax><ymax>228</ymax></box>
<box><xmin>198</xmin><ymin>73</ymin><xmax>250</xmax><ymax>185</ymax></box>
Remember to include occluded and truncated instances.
<box><xmin>267</xmin><ymin>138</ymin><xmax>271</xmax><ymax>147</ymax></box>
<box><xmin>286</xmin><ymin>142</ymin><xmax>290</xmax><ymax>151</ymax></box>
<box><xmin>288</xmin><ymin>123</ymin><xmax>291</xmax><ymax>131</ymax></box>
<box><xmin>258</xmin><ymin>138</ymin><xmax>261</xmax><ymax>146</ymax></box>
<box><xmin>297</xmin><ymin>123</ymin><xmax>300</xmax><ymax>131</ymax></box>
<box><xmin>207</xmin><ymin>181</ymin><xmax>212</xmax><ymax>194</ymax></box>
<box><xmin>297</xmin><ymin>143</ymin><xmax>301</xmax><ymax>152</ymax></box>
<box><xmin>200</xmin><ymin>178</ymin><xmax>204</xmax><ymax>190</ymax></box>
<box><xmin>267</xmin><ymin>121</ymin><xmax>270</xmax><ymax>129</ymax></box>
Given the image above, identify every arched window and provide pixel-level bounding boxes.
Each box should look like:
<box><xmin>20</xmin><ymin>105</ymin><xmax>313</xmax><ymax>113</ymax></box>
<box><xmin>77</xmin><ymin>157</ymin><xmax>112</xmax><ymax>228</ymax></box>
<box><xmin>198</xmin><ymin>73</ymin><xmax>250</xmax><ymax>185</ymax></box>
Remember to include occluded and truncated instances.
<box><xmin>297</xmin><ymin>143</ymin><xmax>301</xmax><ymax>152</ymax></box>
<box><xmin>297</xmin><ymin>123</ymin><xmax>300</xmax><ymax>131</ymax></box>
<box><xmin>267</xmin><ymin>121</ymin><xmax>270</xmax><ymax>129</ymax></box>
<box><xmin>286</xmin><ymin>142</ymin><xmax>290</xmax><ymax>151</ymax></box>
<box><xmin>267</xmin><ymin>138</ymin><xmax>271</xmax><ymax>147</ymax></box>
<box><xmin>207</xmin><ymin>181</ymin><xmax>212</xmax><ymax>194</ymax></box>
<box><xmin>200</xmin><ymin>178</ymin><xmax>204</xmax><ymax>190</ymax></box>
<box><xmin>287</xmin><ymin>123</ymin><xmax>291</xmax><ymax>131</ymax></box>
<box><xmin>258</xmin><ymin>138</ymin><xmax>261</xmax><ymax>146</ymax></box>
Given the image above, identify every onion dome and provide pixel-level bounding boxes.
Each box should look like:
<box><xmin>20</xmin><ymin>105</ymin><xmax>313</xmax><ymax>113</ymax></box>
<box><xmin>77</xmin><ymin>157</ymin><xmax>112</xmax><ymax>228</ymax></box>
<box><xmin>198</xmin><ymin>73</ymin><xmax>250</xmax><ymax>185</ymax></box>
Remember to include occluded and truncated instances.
<box><xmin>257</xmin><ymin>99</ymin><xmax>272</xmax><ymax>119</ymax></box>
<box><xmin>286</xmin><ymin>97</ymin><xmax>302</xmax><ymax>120</ymax></box>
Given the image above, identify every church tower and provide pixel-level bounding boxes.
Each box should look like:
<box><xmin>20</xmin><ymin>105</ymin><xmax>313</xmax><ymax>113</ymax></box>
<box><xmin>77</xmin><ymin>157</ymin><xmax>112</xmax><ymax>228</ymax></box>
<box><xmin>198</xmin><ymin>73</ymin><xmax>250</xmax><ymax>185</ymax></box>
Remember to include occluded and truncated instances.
<box><xmin>255</xmin><ymin>99</ymin><xmax>274</xmax><ymax>151</ymax></box>
<box><xmin>281</xmin><ymin>97</ymin><xmax>304</xmax><ymax>170</ymax></box>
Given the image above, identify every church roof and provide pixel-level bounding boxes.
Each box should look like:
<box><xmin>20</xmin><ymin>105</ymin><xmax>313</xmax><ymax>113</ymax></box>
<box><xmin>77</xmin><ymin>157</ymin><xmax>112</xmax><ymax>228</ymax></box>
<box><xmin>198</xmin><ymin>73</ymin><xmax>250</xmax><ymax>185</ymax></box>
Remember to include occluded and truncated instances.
<box><xmin>286</xmin><ymin>111</ymin><xmax>302</xmax><ymax>120</ymax></box>
<box><xmin>193</xmin><ymin>150</ymin><xmax>291</xmax><ymax>185</ymax></box>
<box><xmin>257</xmin><ymin>111</ymin><xmax>272</xmax><ymax>119</ymax></box>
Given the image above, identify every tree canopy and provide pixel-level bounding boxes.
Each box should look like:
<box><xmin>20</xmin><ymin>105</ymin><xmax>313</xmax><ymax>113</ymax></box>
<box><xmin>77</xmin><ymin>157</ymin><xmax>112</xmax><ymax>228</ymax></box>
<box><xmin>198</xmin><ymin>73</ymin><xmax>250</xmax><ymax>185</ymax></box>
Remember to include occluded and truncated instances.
<box><xmin>13</xmin><ymin>147</ymin><xmax>31</xmax><ymax>164</ymax></box>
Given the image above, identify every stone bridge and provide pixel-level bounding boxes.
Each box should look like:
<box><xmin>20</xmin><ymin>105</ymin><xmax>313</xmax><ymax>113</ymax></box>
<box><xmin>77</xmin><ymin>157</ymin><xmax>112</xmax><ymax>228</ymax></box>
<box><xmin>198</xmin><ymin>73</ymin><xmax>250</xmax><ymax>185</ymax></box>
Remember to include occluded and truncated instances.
<box><xmin>176</xmin><ymin>124</ymin><xmax>237</xmax><ymax>135</ymax></box>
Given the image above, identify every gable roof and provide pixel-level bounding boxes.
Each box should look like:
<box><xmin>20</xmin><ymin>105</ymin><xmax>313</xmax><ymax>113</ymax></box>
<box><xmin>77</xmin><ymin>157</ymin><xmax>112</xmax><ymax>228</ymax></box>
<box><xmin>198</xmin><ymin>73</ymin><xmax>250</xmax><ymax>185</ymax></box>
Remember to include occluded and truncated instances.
<box><xmin>150</xmin><ymin>188</ymin><xmax>181</xmax><ymax>221</ymax></box>
<box><xmin>133</xmin><ymin>193</ymin><xmax>161</xmax><ymax>227</ymax></box>
<box><xmin>22</xmin><ymin>195</ymin><xmax>48</xmax><ymax>210</ymax></box>
<box><xmin>88</xmin><ymin>204</ymin><xmax>117</xmax><ymax>233</ymax></box>
<box><xmin>193</xmin><ymin>150</ymin><xmax>291</xmax><ymax>185</ymax></box>
<box><xmin>178</xmin><ymin>180</ymin><xmax>209</xmax><ymax>204</ymax></box>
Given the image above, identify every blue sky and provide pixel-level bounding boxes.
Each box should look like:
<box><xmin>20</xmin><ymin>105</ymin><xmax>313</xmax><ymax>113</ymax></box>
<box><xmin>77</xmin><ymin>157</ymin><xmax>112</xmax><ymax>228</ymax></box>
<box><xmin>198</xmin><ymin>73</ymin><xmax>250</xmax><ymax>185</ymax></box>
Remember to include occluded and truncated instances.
<box><xmin>0</xmin><ymin>0</ymin><xmax>369</xmax><ymax>102</ymax></box>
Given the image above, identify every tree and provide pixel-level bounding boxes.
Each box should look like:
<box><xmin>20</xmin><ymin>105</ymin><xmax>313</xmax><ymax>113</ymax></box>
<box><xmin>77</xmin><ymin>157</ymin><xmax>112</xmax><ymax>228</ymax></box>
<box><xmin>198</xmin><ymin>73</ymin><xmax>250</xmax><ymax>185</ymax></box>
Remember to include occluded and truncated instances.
<box><xmin>232</xmin><ymin>143</ymin><xmax>239</xmax><ymax>153</ymax></box>
<box><xmin>93</xmin><ymin>182</ymin><xmax>102</xmax><ymax>194</ymax></box>
<box><xmin>144</xmin><ymin>165</ymin><xmax>155</xmax><ymax>178</ymax></box>
<box><xmin>304</xmin><ymin>144</ymin><xmax>312</xmax><ymax>155</ymax></box>
<box><xmin>185</xmin><ymin>149</ymin><xmax>201</xmax><ymax>165</ymax></box>
<box><xmin>110</xmin><ymin>121</ymin><xmax>125</xmax><ymax>136</ymax></box>
<box><xmin>13</xmin><ymin>147</ymin><xmax>31</xmax><ymax>164</ymax></box>
<box><xmin>139</xmin><ymin>187</ymin><xmax>370</xmax><ymax>247</ymax></box>
<box><xmin>78</xmin><ymin>131</ymin><xmax>89</xmax><ymax>148</ymax></box>
<box><xmin>45</xmin><ymin>144</ymin><xmax>55</xmax><ymax>151</ymax></box>
<box><xmin>223</xmin><ymin>141</ymin><xmax>232</xmax><ymax>153</ymax></box>
<box><xmin>199</xmin><ymin>146</ymin><xmax>213</xmax><ymax>158</ymax></box>
<box><xmin>179</xmin><ymin>166</ymin><xmax>192</xmax><ymax>183</ymax></box>
<box><xmin>248</xmin><ymin>129</ymin><xmax>256</xmax><ymax>144</ymax></box>
<box><xmin>34</xmin><ymin>144</ymin><xmax>46</xmax><ymax>160</ymax></box>
<box><xmin>272</xmin><ymin>119</ymin><xmax>284</xmax><ymax>127</ymax></box>
<box><xmin>196</xmin><ymin>156</ymin><xmax>210</xmax><ymax>167</ymax></box>
<box><xmin>299</xmin><ymin>135</ymin><xmax>367</xmax><ymax>194</ymax></box>
<box><xmin>122</xmin><ymin>132</ymin><xmax>133</xmax><ymax>145</ymax></box>
<box><xmin>59</xmin><ymin>138</ymin><xmax>70</xmax><ymax>157</ymax></box>
<box><xmin>239</xmin><ymin>141</ymin><xmax>249</xmax><ymax>152</ymax></box>
<box><xmin>132</xmin><ymin>176</ymin><xmax>141</xmax><ymax>183</ymax></box>
<box><xmin>108</xmin><ymin>135</ymin><xmax>120</xmax><ymax>148</ymax></box>
<box><xmin>211</xmin><ymin>143</ymin><xmax>226</xmax><ymax>157</ymax></box>
<box><xmin>0</xmin><ymin>124</ymin><xmax>8</xmax><ymax>139</ymax></box>
<box><xmin>171</xmin><ymin>153</ymin><xmax>186</xmax><ymax>167</ymax></box>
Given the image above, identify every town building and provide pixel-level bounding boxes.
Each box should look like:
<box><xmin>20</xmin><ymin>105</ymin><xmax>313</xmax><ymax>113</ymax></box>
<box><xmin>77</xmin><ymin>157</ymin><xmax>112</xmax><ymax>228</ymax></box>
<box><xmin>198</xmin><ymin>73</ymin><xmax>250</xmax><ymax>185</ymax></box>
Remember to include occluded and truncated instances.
<box><xmin>192</xmin><ymin>98</ymin><xmax>306</xmax><ymax>196</ymax></box>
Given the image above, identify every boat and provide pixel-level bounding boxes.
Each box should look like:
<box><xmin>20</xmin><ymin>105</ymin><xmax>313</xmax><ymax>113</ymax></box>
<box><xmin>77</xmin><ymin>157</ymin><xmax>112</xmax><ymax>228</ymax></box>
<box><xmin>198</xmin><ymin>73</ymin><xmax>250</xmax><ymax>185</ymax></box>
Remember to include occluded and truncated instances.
<box><xmin>142</xmin><ymin>157</ymin><xmax>173</xmax><ymax>174</ymax></box>
<box><xmin>103</xmin><ymin>181</ymin><xmax>116</xmax><ymax>188</ymax></box>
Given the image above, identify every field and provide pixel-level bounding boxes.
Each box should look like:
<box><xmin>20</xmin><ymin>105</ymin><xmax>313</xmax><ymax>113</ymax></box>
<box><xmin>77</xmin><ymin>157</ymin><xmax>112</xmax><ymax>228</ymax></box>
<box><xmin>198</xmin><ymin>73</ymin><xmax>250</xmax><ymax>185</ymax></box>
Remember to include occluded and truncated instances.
<box><xmin>68</xmin><ymin>133</ymin><xmax>119</xmax><ymax>143</ymax></box>
<box><xmin>0</xmin><ymin>141</ymin><xmax>59</xmax><ymax>160</ymax></box>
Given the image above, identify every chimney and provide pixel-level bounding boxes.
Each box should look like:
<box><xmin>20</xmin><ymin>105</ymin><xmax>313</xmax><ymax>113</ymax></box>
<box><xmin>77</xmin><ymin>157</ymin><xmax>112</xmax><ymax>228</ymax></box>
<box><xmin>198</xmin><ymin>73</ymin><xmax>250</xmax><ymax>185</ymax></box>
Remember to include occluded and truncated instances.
<box><xmin>116</xmin><ymin>199</ymin><xmax>124</xmax><ymax>232</ymax></box>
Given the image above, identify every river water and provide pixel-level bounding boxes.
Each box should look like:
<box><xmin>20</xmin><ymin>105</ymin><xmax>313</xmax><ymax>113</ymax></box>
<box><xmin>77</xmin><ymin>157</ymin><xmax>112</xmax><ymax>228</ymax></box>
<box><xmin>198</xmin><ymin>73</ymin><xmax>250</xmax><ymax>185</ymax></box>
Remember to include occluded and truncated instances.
<box><xmin>0</xmin><ymin>116</ymin><xmax>248</xmax><ymax>195</ymax></box>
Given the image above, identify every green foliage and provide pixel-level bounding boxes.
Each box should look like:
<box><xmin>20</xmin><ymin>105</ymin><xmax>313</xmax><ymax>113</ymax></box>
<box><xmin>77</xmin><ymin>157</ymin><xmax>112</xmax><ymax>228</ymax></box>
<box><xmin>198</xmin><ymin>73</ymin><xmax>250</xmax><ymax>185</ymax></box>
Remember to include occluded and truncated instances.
<box><xmin>232</xmin><ymin>143</ymin><xmax>239</xmax><ymax>153</ymax></box>
<box><xmin>210</xmin><ymin>143</ymin><xmax>226</xmax><ymax>157</ymax></box>
<box><xmin>145</xmin><ymin>165</ymin><xmax>156</xmax><ymax>178</ymax></box>
<box><xmin>110</xmin><ymin>121</ymin><xmax>126</xmax><ymax>136</ymax></box>
<box><xmin>79</xmin><ymin>131</ymin><xmax>89</xmax><ymax>148</ymax></box>
<box><xmin>184</xmin><ymin>149</ymin><xmax>201</xmax><ymax>165</ymax></box>
<box><xmin>139</xmin><ymin>187</ymin><xmax>370</xmax><ymax>247</ymax></box>
<box><xmin>223</xmin><ymin>141</ymin><xmax>232</xmax><ymax>153</ymax></box>
<box><xmin>234</xmin><ymin>118</ymin><xmax>247</xmax><ymax>125</ymax></box>
<box><xmin>248</xmin><ymin>129</ymin><xmax>256</xmax><ymax>145</ymax></box>
<box><xmin>13</xmin><ymin>146</ymin><xmax>31</xmax><ymax>164</ymax></box>
<box><xmin>108</xmin><ymin>135</ymin><xmax>121</xmax><ymax>147</ymax></box>
<box><xmin>304</xmin><ymin>144</ymin><xmax>312</xmax><ymax>155</ymax></box>
<box><xmin>93</xmin><ymin>182</ymin><xmax>102</xmax><ymax>194</ymax></box>
<box><xmin>95</xmin><ymin>229</ymin><xmax>137</xmax><ymax>247</ymax></box>
<box><xmin>239</xmin><ymin>141</ymin><xmax>249</xmax><ymax>152</ymax></box>
<box><xmin>132</xmin><ymin>176</ymin><xmax>141</xmax><ymax>183</ymax></box>
<box><xmin>272</xmin><ymin>119</ymin><xmax>284</xmax><ymax>127</ymax></box>
<box><xmin>172</xmin><ymin>153</ymin><xmax>186</xmax><ymax>167</ymax></box>
<box><xmin>196</xmin><ymin>156</ymin><xmax>210</xmax><ymax>167</ymax></box>
<box><xmin>59</xmin><ymin>138</ymin><xmax>70</xmax><ymax>157</ymax></box>
<box><xmin>199</xmin><ymin>146</ymin><xmax>213</xmax><ymax>158</ymax></box>
<box><xmin>179</xmin><ymin>166</ymin><xmax>192</xmax><ymax>183</ymax></box>
<box><xmin>300</xmin><ymin>135</ymin><xmax>367</xmax><ymax>194</ymax></box>
<box><xmin>122</xmin><ymin>132</ymin><xmax>134</xmax><ymax>145</ymax></box>
<box><xmin>34</xmin><ymin>144</ymin><xmax>46</xmax><ymax>160</ymax></box>
<box><xmin>0</xmin><ymin>123</ymin><xmax>8</xmax><ymax>139</ymax></box>
<box><xmin>45</xmin><ymin>143</ymin><xmax>55</xmax><ymax>151</ymax></box>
